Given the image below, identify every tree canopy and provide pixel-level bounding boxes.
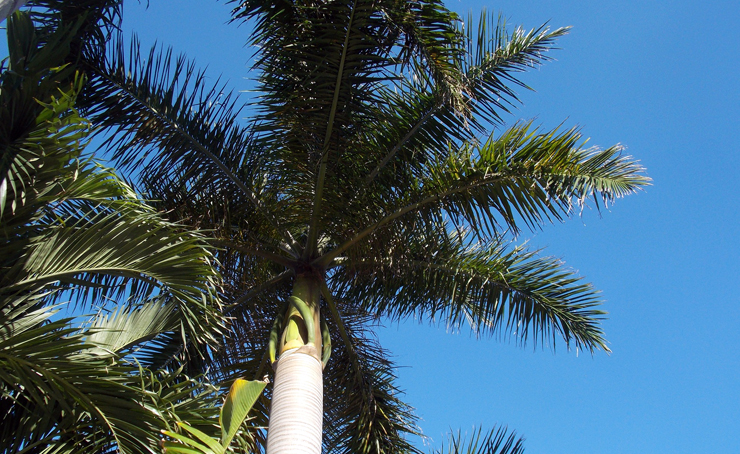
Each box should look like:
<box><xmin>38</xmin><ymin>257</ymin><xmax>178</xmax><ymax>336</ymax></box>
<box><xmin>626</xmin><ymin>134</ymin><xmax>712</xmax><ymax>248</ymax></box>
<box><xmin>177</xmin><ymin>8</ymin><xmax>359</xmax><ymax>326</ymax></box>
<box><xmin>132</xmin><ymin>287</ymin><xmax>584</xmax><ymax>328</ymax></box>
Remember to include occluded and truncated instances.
<box><xmin>1</xmin><ymin>1</ymin><xmax>648</xmax><ymax>452</ymax></box>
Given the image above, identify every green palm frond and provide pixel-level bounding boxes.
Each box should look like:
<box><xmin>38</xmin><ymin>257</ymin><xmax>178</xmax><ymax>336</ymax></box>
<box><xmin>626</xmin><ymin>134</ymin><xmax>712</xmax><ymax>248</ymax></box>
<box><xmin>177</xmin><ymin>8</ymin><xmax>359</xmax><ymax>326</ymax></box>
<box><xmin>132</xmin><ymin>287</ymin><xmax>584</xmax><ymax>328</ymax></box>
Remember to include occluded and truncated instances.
<box><xmin>321</xmin><ymin>15</ymin><xmax>569</xmax><ymax>221</ymax></box>
<box><xmin>334</xmin><ymin>226</ymin><xmax>607</xmax><ymax>352</ymax></box>
<box><xmin>1</xmin><ymin>13</ymin><xmax>225</xmax><ymax>350</ymax></box>
<box><xmin>382</xmin><ymin>0</ymin><xmax>465</xmax><ymax>110</ymax></box>
<box><xmin>78</xmin><ymin>33</ymin><xmax>298</xmax><ymax>254</ymax></box>
<box><xmin>432</xmin><ymin>427</ymin><xmax>525</xmax><ymax>454</ymax></box>
<box><xmin>0</xmin><ymin>308</ymin><xmax>225</xmax><ymax>454</ymax></box>
<box><xmin>419</xmin><ymin>122</ymin><xmax>648</xmax><ymax>235</ymax></box>
<box><xmin>1</xmin><ymin>13</ymin><xmax>230</xmax><ymax>453</ymax></box>
<box><xmin>367</xmin><ymin>15</ymin><xmax>570</xmax><ymax>175</ymax></box>
<box><xmin>2</xmin><ymin>153</ymin><xmax>226</xmax><ymax>349</ymax></box>
<box><xmin>0</xmin><ymin>320</ymin><xmax>158</xmax><ymax>452</ymax></box>
<box><xmin>83</xmin><ymin>298</ymin><xmax>186</xmax><ymax>362</ymax></box>
<box><xmin>9</xmin><ymin>208</ymin><xmax>222</xmax><ymax>338</ymax></box>
<box><xmin>460</xmin><ymin>15</ymin><xmax>569</xmax><ymax>125</ymax></box>
<box><xmin>0</xmin><ymin>17</ymin><xmax>86</xmax><ymax>222</ymax></box>
<box><xmin>322</xmin><ymin>288</ymin><xmax>422</xmax><ymax>454</ymax></box>
<box><xmin>83</xmin><ymin>36</ymin><xmax>251</xmax><ymax>179</ymax></box>
<box><xmin>227</xmin><ymin>0</ymin><xmax>470</xmax><ymax>260</ymax></box>
<box><xmin>318</xmin><ymin>122</ymin><xmax>647</xmax><ymax>268</ymax></box>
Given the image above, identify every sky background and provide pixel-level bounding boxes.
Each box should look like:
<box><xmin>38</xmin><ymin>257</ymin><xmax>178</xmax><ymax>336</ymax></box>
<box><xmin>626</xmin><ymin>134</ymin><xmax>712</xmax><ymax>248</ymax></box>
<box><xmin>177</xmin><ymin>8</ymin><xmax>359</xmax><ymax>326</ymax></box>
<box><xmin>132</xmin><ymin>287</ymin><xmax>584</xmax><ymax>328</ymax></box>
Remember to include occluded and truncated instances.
<box><xmin>7</xmin><ymin>0</ymin><xmax>740</xmax><ymax>452</ymax></box>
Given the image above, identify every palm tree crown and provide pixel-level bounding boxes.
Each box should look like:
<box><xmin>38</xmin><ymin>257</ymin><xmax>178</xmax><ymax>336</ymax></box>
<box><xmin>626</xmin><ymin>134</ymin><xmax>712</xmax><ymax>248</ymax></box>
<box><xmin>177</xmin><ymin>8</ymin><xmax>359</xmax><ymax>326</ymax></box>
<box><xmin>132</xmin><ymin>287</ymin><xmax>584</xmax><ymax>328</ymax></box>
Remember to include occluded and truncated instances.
<box><xmin>12</xmin><ymin>0</ymin><xmax>649</xmax><ymax>452</ymax></box>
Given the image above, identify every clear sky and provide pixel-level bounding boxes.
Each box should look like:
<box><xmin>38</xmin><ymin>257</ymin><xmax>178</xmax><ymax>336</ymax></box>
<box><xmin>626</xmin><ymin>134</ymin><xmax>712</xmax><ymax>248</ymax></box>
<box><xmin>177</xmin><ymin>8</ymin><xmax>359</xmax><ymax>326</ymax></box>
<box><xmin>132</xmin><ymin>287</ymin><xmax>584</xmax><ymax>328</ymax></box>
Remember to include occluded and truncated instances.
<box><xmin>7</xmin><ymin>1</ymin><xmax>740</xmax><ymax>452</ymax></box>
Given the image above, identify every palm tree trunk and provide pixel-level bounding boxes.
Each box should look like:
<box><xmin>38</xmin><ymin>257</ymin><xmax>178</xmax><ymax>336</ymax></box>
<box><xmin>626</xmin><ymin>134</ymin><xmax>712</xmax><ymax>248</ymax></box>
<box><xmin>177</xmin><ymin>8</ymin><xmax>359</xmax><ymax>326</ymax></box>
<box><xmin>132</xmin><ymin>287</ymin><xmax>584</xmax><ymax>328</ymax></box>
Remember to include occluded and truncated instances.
<box><xmin>266</xmin><ymin>275</ymin><xmax>323</xmax><ymax>454</ymax></box>
<box><xmin>0</xmin><ymin>0</ymin><xmax>28</xmax><ymax>23</ymax></box>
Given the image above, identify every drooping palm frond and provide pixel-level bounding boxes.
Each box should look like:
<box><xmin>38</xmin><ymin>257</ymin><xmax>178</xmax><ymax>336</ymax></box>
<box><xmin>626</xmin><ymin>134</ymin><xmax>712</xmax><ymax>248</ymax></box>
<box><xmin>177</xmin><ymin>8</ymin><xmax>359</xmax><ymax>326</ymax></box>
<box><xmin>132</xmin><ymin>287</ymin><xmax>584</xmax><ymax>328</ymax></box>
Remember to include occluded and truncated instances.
<box><xmin>1</xmin><ymin>12</ymin><xmax>225</xmax><ymax>347</ymax></box>
<box><xmin>9</xmin><ymin>207</ymin><xmax>224</xmax><ymax>341</ymax></box>
<box><xmin>21</xmin><ymin>0</ymin><xmax>299</xmax><ymax>258</ymax></box>
<box><xmin>82</xmin><ymin>32</ymin><xmax>300</xmax><ymax>255</ymax></box>
<box><xmin>321</xmin><ymin>289</ymin><xmax>422</xmax><ymax>454</ymax></box>
<box><xmin>83</xmin><ymin>298</ymin><xmax>189</xmax><ymax>365</ymax></box>
<box><xmin>0</xmin><ymin>315</ymin><xmax>148</xmax><ymax>453</ymax></box>
<box><xmin>334</xmin><ymin>225</ymin><xmax>607</xmax><ymax>352</ymax></box>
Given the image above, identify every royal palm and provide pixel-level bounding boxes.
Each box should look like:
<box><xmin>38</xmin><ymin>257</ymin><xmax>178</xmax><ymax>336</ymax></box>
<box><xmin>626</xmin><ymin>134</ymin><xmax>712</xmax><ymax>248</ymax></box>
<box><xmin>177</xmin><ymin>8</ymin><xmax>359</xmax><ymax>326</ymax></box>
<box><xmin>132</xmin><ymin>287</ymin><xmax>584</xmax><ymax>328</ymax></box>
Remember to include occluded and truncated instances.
<box><xmin>16</xmin><ymin>0</ymin><xmax>649</xmax><ymax>452</ymax></box>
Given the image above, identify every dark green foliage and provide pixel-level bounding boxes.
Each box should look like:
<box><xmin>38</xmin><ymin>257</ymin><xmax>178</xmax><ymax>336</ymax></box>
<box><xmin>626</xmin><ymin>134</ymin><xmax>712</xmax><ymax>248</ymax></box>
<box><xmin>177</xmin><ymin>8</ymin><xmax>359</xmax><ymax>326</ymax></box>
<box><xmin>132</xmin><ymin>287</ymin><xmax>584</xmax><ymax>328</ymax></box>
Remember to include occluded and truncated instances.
<box><xmin>433</xmin><ymin>427</ymin><xmax>525</xmax><ymax>454</ymax></box>
<box><xmin>0</xmin><ymin>11</ymin><xmax>230</xmax><ymax>454</ymax></box>
<box><xmin>8</xmin><ymin>0</ymin><xmax>648</xmax><ymax>452</ymax></box>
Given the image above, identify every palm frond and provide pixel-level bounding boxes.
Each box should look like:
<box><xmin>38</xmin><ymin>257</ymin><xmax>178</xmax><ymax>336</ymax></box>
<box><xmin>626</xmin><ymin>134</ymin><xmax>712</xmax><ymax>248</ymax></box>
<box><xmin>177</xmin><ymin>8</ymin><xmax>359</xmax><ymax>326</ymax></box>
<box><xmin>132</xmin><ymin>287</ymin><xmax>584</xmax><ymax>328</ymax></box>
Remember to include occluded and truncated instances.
<box><xmin>322</xmin><ymin>293</ymin><xmax>422</xmax><ymax>454</ymax></box>
<box><xmin>83</xmin><ymin>298</ymin><xmax>186</xmax><ymax>364</ymax></box>
<box><xmin>432</xmin><ymin>427</ymin><xmax>525</xmax><ymax>454</ymax></box>
<box><xmin>0</xmin><ymin>14</ymin><xmax>87</xmax><ymax>221</ymax></box>
<box><xmin>0</xmin><ymin>317</ymin><xmax>158</xmax><ymax>454</ymax></box>
<box><xmin>1</xmin><ymin>15</ymin><xmax>232</xmax><ymax>452</ymax></box>
<box><xmin>358</xmin><ymin>15</ymin><xmax>569</xmax><ymax>194</ymax></box>
<box><xmin>5</xmin><ymin>199</ymin><xmax>224</xmax><ymax>342</ymax></box>
<box><xmin>317</xmin><ymin>122</ymin><xmax>648</xmax><ymax>268</ymax></box>
<box><xmin>77</xmin><ymin>32</ymin><xmax>299</xmax><ymax>254</ymax></box>
<box><xmin>461</xmin><ymin>15</ymin><xmax>569</xmax><ymax>125</ymax></box>
<box><xmin>334</xmin><ymin>226</ymin><xmax>608</xmax><ymax>352</ymax></box>
<box><xmin>0</xmin><ymin>307</ymin><xmax>225</xmax><ymax>454</ymax></box>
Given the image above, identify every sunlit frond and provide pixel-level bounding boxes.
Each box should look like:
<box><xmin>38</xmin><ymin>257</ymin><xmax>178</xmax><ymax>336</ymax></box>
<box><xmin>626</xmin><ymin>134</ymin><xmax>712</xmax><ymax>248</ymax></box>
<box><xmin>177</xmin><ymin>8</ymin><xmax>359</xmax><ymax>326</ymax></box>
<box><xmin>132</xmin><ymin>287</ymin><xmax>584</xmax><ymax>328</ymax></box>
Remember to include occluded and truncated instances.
<box><xmin>334</xmin><ymin>226</ymin><xmax>607</xmax><ymax>352</ymax></box>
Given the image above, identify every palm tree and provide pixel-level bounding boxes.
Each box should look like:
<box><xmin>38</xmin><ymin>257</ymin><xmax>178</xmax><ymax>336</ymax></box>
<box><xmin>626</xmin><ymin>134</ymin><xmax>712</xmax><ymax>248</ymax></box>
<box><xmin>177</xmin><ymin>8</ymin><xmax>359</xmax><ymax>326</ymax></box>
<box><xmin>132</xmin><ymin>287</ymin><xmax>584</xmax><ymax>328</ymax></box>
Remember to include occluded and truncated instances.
<box><xmin>18</xmin><ymin>0</ymin><xmax>649</xmax><ymax>452</ymax></box>
<box><xmin>0</xmin><ymin>12</ymin><xmax>236</xmax><ymax>453</ymax></box>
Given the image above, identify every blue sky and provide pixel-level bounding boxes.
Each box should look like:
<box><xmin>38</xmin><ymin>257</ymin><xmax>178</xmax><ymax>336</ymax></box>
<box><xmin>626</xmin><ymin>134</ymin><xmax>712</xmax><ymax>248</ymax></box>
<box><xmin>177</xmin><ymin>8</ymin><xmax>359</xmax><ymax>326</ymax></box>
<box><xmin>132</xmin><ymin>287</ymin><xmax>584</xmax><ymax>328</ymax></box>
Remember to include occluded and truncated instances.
<box><xmin>7</xmin><ymin>0</ymin><xmax>740</xmax><ymax>452</ymax></box>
